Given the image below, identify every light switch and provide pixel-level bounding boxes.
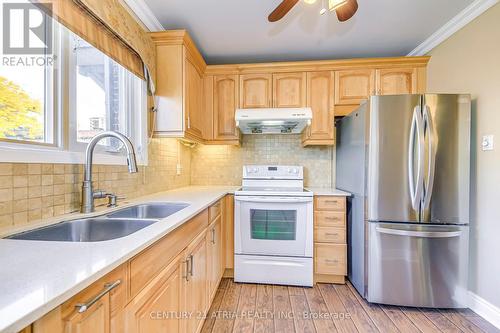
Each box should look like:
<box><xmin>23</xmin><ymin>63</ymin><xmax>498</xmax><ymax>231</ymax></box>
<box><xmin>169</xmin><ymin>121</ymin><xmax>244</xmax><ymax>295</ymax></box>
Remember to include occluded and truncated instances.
<box><xmin>482</xmin><ymin>135</ymin><xmax>494</xmax><ymax>151</ymax></box>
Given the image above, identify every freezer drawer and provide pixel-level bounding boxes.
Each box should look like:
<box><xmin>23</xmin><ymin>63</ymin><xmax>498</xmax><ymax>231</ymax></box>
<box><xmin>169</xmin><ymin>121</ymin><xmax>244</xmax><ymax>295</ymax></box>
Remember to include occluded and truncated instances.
<box><xmin>367</xmin><ymin>222</ymin><xmax>468</xmax><ymax>308</ymax></box>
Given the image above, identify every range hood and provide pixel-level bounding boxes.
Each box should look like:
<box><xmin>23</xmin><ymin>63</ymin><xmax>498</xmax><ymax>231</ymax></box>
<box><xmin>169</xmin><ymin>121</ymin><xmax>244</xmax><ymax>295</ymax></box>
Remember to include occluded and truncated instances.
<box><xmin>235</xmin><ymin>108</ymin><xmax>312</xmax><ymax>134</ymax></box>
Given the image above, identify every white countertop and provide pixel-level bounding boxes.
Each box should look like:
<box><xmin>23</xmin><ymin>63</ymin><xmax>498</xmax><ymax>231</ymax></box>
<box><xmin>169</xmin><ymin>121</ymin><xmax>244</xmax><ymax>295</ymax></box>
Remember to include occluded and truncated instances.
<box><xmin>0</xmin><ymin>186</ymin><xmax>238</xmax><ymax>333</ymax></box>
<box><xmin>306</xmin><ymin>187</ymin><xmax>351</xmax><ymax>196</ymax></box>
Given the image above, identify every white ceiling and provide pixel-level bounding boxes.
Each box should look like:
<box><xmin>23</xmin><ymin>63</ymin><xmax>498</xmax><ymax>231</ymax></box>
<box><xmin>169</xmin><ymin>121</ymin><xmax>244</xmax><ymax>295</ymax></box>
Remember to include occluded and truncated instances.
<box><xmin>143</xmin><ymin>0</ymin><xmax>474</xmax><ymax>64</ymax></box>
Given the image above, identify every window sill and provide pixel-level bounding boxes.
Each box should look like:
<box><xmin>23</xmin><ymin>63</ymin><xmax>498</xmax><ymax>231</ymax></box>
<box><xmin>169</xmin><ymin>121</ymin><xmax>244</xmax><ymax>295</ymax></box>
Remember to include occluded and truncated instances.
<box><xmin>0</xmin><ymin>145</ymin><xmax>147</xmax><ymax>166</ymax></box>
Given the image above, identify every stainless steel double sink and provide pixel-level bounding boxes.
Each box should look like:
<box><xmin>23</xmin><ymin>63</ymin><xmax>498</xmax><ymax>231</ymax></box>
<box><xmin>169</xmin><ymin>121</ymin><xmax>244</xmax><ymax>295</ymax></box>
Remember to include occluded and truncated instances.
<box><xmin>7</xmin><ymin>202</ymin><xmax>189</xmax><ymax>242</ymax></box>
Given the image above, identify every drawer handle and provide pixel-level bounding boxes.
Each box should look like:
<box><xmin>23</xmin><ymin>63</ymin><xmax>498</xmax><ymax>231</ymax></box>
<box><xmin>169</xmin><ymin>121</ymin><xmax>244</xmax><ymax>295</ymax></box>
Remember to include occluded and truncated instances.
<box><xmin>75</xmin><ymin>280</ymin><xmax>121</xmax><ymax>313</ymax></box>
<box><xmin>325</xmin><ymin>259</ymin><xmax>339</xmax><ymax>265</ymax></box>
<box><xmin>325</xmin><ymin>232</ymin><xmax>339</xmax><ymax>236</ymax></box>
<box><xmin>324</xmin><ymin>200</ymin><xmax>339</xmax><ymax>204</ymax></box>
<box><xmin>325</xmin><ymin>216</ymin><xmax>340</xmax><ymax>221</ymax></box>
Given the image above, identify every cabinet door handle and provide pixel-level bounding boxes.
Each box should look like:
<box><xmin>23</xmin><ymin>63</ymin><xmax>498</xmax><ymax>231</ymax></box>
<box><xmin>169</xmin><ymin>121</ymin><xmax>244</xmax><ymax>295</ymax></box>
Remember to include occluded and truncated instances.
<box><xmin>187</xmin><ymin>116</ymin><xmax>191</xmax><ymax>129</ymax></box>
<box><xmin>211</xmin><ymin>228</ymin><xmax>216</xmax><ymax>244</ymax></box>
<box><xmin>189</xmin><ymin>254</ymin><xmax>194</xmax><ymax>277</ymax></box>
<box><xmin>183</xmin><ymin>257</ymin><xmax>190</xmax><ymax>281</ymax></box>
<box><xmin>75</xmin><ymin>280</ymin><xmax>121</xmax><ymax>313</ymax></box>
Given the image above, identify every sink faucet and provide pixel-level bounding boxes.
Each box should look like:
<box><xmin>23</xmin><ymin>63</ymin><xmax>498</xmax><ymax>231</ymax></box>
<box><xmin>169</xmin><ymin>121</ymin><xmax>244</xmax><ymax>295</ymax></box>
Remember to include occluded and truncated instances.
<box><xmin>81</xmin><ymin>131</ymin><xmax>138</xmax><ymax>213</ymax></box>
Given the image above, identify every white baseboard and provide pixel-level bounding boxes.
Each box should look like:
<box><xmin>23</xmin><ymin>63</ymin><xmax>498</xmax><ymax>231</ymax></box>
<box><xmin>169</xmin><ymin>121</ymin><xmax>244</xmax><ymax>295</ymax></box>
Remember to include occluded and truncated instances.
<box><xmin>469</xmin><ymin>292</ymin><xmax>500</xmax><ymax>329</ymax></box>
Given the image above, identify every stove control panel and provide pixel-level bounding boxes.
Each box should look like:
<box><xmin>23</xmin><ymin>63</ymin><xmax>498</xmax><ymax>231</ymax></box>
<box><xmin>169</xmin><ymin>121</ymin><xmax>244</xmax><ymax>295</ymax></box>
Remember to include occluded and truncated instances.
<box><xmin>243</xmin><ymin>165</ymin><xmax>303</xmax><ymax>179</ymax></box>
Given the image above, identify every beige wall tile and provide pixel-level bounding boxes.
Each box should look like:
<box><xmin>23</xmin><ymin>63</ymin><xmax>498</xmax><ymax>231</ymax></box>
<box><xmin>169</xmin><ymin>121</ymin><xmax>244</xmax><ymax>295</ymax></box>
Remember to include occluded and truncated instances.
<box><xmin>0</xmin><ymin>164</ymin><xmax>13</xmax><ymax>176</ymax></box>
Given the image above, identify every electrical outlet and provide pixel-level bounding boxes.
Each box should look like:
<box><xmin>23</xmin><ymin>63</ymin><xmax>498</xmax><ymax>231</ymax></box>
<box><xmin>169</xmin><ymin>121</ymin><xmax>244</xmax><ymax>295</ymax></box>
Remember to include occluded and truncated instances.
<box><xmin>482</xmin><ymin>135</ymin><xmax>494</xmax><ymax>151</ymax></box>
<box><xmin>176</xmin><ymin>163</ymin><xmax>182</xmax><ymax>175</ymax></box>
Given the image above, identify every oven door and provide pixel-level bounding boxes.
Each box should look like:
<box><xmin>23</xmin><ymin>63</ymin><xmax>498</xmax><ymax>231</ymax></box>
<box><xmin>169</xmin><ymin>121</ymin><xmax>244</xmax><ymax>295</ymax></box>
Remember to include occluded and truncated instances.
<box><xmin>234</xmin><ymin>196</ymin><xmax>313</xmax><ymax>257</ymax></box>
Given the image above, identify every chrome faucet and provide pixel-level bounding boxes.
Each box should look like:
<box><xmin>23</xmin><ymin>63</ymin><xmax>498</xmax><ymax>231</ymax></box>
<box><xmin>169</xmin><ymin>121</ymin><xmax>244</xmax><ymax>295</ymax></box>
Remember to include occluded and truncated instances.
<box><xmin>81</xmin><ymin>131</ymin><xmax>138</xmax><ymax>213</ymax></box>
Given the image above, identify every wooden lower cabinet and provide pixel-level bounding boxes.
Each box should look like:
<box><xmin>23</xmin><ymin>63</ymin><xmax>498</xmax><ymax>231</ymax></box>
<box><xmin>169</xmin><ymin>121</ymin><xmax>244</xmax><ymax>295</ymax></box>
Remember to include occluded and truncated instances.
<box><xmin>206</xmin><ymin>215</ymin><xmax>223</xmax><ymax>301</ymax></box>
<box><xmin>313</xmin><ymin>195</ymin><xmax>348</xmax><ymax>284</ymax></box>
<box><xmin>29</xmin><ymin>200</ymin><xmax>228</xmax><ymax>333</ymax></box>
<box><xmin>181</xmin><ymin>231</ymin><xmax>208</xmax><ymax>333</ymax></box>
<box><xmin>124</xmin><ymin>254</ymin><xmax>183</xmax><ymax>333</ymax></box>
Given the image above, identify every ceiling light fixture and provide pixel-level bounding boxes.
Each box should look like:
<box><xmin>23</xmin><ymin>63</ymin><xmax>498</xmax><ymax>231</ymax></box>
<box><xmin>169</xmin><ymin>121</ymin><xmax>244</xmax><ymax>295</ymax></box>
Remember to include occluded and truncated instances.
<box><xmin>303</xmin><ymin>0</ymin><xmax>317</xmax><ymax>4</ymax></box>
<box><xmin>328</xmin><ymin>0</ymin><xmax>348</xmax><ymax>11</ymax></box>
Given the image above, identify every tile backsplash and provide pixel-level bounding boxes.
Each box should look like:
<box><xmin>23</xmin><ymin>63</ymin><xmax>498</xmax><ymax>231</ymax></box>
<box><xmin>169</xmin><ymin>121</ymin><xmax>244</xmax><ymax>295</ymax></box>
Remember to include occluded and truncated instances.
<box><xmin>0</xmin><ymin>134</ymin><xmax>335</xmax><ymax>233</ymax></box>
<box><xmin>0</xmin><ymin>138</ymin><xmax>191</xmax><ymax>233</ymax></box>
<box><xmin>190</xmin><ymin>135</ymin><xmax>335</xmax><ymax>188</ymax></box>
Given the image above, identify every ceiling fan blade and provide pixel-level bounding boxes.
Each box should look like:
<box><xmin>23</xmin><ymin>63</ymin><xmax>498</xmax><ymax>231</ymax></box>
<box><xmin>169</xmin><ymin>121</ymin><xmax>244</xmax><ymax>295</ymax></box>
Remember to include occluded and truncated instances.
<box><xmin>335</xmin><ymin>0</ymin><xmax>358</xmax><ymax>22</ymax></box>
<box><xmin>268</xmin><ymin>0</ymin><xmax>300</xmax><ymax>22</ymax></box>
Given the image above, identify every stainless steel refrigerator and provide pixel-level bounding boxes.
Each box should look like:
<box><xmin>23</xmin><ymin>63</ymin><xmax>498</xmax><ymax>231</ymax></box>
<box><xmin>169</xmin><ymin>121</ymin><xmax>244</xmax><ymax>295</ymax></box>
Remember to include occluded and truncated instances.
<box><xmin>336</xmin><ymin>94</ymin><xmax>470</xmax><ymax>308</ymax></box>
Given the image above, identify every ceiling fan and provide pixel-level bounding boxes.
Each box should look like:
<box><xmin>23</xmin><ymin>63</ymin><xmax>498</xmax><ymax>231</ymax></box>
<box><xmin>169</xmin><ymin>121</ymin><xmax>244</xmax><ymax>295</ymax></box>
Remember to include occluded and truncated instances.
<box><xmin>268</xmin><ymin>0</ymin><xmax>358</xmax><ymax>22</ymax></box>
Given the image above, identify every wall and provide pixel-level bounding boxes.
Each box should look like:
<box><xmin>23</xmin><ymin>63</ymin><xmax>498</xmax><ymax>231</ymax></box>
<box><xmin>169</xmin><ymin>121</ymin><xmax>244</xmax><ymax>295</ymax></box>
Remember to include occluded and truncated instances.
<box><xmin>0</xmin><ymin>138</ymin><xmax>191</xmax><ymax>234</ymax></box>
<box><xmin>191</xmin><ymin>134</ymin><xmax>335</xmax><ymax>188</ymax></box>
<box><xmin>426</xmin><ymin>3</ymin><xmax>500</xmax><ymax>309</ymax></box>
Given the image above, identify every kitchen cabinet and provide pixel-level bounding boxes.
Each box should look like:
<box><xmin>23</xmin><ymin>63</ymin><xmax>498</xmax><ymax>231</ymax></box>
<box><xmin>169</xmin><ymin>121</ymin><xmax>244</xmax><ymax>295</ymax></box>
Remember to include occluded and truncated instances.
<box><xmin>150</xmin><ymin>31</ymin><xmax>207</xmax><ymax>143</ymax></box>
<box><xmin>124</xmin><ymin>254</ymin><xmax>183</xmax><ymax>333</ymax></box>
<box><xmin>239</xmin><ymin>74</ymin><xmax>272</xmax><ymax>108</ymax></box>
<box><xmin>313</xmin><ymin>195</ymin><xmax>347</xmax><ymax>284</ymax></box>
<box><xmin>302</xmin><ymin>71</ymin><xmax>335</xmax><ymax>146</ymax></box>
<box><xmin>335</xmin><ymin>69</ymin><xmax>375</xmax><ymax>105</ymax></box>
<box><xmin>181</xmin><ymin>231</ymin><xmax>208</xmax><ymax>333</ymax></box>
<box><xmin>272</xmin><ymin>72</ymin><xmax>306</xmax><ymax>108</ymax></box>
<box><xmin>212</xmin><ymin>75</ymin><xmax>240</xmax><ymax>143</ymax></box>
<box><xmin>375</xmin><ymin>67</ymin><xmax>417</xmax><ymax>95</ymax></box>
<box><xmin>207</xmin><ymin>215</ymin><xmax>223</xmax><ymax>301</ymax></box>
<box><xmin>185</xmin><ymin>58</ymin><xmax>204</xmax><ymax>140</ymax></box>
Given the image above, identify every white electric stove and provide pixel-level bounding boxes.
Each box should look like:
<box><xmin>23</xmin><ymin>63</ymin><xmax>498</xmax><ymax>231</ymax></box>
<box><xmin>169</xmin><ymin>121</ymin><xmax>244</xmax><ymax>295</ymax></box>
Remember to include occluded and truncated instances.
<box><xmin>234</xmin><ymin>165</ymin><xmax>313</xmax><ymax>287</ymax></box>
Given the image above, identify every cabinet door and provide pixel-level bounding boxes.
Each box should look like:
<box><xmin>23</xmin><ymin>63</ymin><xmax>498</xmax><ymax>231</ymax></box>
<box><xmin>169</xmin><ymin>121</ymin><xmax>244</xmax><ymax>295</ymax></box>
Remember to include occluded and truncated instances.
<box><xmin>125</xmin><ymin>254</ymin><xmax>183</xmax><ymax>333</ymax></box>
<box><xmin>185</xmin><ymin>58</ymin><xmax>204</xmax><ymax>139</ymax></box>
<box><xmin>304</xmin><ymin>71</ymin><xmax>335</xmax><ymax>143</ymax></box>
<box><xmin>207</xmin><ymin>216</ymin><xmax>223</xmax><ymax>301</ymax></box>
<box><xmin>335</xmin><ymin>69</ymin><xmax>375</xmax><ymax>105</ymax></box>
<box><xmin>214</xmin><ymin>75</ymin><xmax>239</xmax><ymax>141</ymax></box>
<box><xmin>272</xmin><ymin>72</ymin><xmax>306</xmax><ymax>108</ymax></box>
<box><xmin>239</xmin><ymin>74</ymin><xmax>272</xmax><ymax>108</ymax></box>
<box><xmin>376</xmin><ymin>68</ymin><xmax>417</xmax><ymax>95</ymax></box>
<box><xmin>182</xmin><ymin>232</ymin><xmax>208</xmax><ymax>333</ymax></box>
<box><xmin>64</xmin><ymin>295</ymin><xmax>110</xmax><ymax>333</ymax></box>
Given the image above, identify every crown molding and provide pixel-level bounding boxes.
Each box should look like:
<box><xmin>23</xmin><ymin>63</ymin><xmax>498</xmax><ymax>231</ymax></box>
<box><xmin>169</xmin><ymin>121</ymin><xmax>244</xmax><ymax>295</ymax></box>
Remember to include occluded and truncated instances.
<box><xmin>122</xmin><ymin>0</ymin><xmax>164</xmax><ymax>32</ymax></box>
<box><xmin>408</xmin><ymin>0</ymin><xmax>499</xmax><ymax>56</ymax></box>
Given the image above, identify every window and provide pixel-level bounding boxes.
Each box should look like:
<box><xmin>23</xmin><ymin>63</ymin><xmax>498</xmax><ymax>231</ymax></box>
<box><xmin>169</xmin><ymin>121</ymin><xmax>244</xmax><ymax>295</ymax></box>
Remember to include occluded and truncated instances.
<box><xmin>0</xmin><ymin>2</ymin><xmax>55</xmax><ymax>145</ymax></box>
<box><xmin>0</xmin><ymin>12</ymin><xmax>147</xmax><ymax>164</ymax></box>
<box><xmin>68</xmin><ymin>33</ymin><xmax>146</xmax><ymax>157</ymax></box>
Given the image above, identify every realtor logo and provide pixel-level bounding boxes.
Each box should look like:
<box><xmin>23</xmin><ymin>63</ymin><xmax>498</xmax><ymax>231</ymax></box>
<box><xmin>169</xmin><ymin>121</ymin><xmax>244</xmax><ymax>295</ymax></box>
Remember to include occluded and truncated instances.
<box><xmin>2</xmin><ymin>3</ymin><xmax>52</xmax><ymax>55</ymax></box>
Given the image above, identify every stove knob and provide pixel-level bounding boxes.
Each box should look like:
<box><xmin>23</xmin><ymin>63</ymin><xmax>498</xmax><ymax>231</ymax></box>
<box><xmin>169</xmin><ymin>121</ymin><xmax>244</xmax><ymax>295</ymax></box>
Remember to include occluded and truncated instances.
<box><xmin>292</xmin><ymin>168</ymin><xmax>299</xmax><ymax>174</ymax></box>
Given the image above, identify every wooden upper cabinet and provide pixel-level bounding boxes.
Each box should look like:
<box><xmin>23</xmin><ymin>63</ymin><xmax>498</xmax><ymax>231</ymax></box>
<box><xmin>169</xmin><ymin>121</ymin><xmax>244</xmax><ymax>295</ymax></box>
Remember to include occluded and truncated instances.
<box><xmin>213</xmin><ymin>75</ymin><xmax>239</xmax><ymax>141</ymax></box>
<box><xmin>303</xmin><ymin>71</ymin><xmax>335</xmax><ymax>145</ymax></box>
<box><xmin>272</xmin><ymin>72</ymin><xmax>306</xmax><ymax>108</ymax></box>
<box><xmin>376</xmin><ymin>68</ymin><xmax>417</xmax><ymax>95</ymax></box>
<box><xmin>334</xmin><ymin>69</ymin><xmax>375</xmax><ymax>105</ymax></box>
<box><xmin>239</xmin><ymin>74</ymin><xmax>272</xmax><ymax>108</ymax></box>
<box><xmin>184</xmin><ymin>58</ymin><xmax>204</xmax><ymax>140</ymax></box>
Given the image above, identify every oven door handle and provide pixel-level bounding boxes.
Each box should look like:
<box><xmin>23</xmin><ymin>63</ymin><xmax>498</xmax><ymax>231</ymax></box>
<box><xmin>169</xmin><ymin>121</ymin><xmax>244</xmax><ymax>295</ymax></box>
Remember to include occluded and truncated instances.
<box><xmin>235</xmin><ymin>196</ymin><xmax>312</xmax><ymax>203</ymax></box>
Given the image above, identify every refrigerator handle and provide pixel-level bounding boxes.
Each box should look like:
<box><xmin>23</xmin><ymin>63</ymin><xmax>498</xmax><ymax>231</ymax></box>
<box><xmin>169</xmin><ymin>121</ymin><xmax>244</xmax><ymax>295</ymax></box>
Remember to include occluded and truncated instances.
<box><xmin>422</xmin><ymin>105</ymin><xmax>437</xmax><ymax>210</ymax></box>
<box><xmin>408</xmin><ymin>106</ymin><xmax>425</xmax><ymax>211</ymax></box>
<box><xmin>376</xmin><ymin>227</ymin><xmax>461</xmax><ymax>238</ymax></box>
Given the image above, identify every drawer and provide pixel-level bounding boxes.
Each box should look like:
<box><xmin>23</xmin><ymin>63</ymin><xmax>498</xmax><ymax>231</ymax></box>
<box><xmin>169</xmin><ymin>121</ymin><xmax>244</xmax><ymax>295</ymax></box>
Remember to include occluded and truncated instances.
<box><xmin>209</xmin><ymin>199</ymin><xmax>222</xmax><ymax>222</ymax></box>
<box><xmin>315</xmin><ymin>196</ymin><xmax>346</xmax><ymax>211</ymax></box>
<box><xmin>314</xmin><ymin>211</ymin><xmax>346</xmax><ymax>227</ymax></box>
<box><xmin>315</xmin><ymin>226</ymin><xmax>346</xmax><ymax>243</ymax></box>
<box><xmin>129</xmin><ymin>209</ymin><xmax>208</xmax><ymax>299</ymax></box>
<box><xmin>314</xmin><ymin>243</ymin><xmax>347</xmax><ymax>275</ymax></box>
